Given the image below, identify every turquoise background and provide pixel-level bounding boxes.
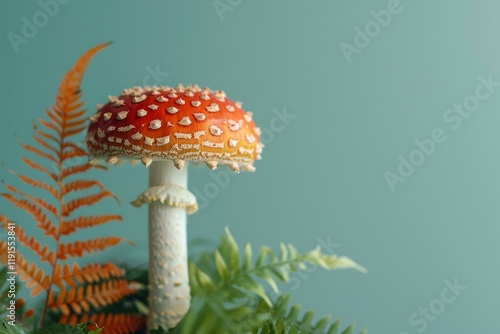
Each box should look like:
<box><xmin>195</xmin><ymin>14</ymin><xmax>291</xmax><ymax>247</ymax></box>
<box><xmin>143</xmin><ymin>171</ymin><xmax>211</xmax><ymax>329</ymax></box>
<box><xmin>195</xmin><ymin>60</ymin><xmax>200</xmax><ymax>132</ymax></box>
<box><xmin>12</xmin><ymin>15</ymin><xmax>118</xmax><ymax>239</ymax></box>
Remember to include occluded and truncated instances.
<box><xmin>1</xmin><ymin>0</ymin><xmax>499</xmax><ymax>333</ymax></box>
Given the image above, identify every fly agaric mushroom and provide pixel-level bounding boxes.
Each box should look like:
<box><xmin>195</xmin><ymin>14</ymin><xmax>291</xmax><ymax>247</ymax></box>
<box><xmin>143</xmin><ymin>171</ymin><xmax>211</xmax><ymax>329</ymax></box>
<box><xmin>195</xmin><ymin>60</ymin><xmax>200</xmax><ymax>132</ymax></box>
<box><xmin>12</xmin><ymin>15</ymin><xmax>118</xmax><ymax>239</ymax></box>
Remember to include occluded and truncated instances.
<box><xmin>85</xmin><ymin>84</ymin><xmax>262</xmax><ymax>330</ymax></box>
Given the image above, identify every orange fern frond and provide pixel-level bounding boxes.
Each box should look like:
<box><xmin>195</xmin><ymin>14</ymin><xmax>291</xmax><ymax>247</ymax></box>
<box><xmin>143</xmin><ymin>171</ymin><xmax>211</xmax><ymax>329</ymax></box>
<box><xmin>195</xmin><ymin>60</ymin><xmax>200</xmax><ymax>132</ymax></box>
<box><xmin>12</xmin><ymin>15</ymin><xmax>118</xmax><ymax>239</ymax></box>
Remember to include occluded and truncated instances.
<box><xmin>1</xmin><ymin>43</ymin><xmax>137</xmax><ymax>325</ymax></box>
<box><xmin>49</xmin><ymin>279</ymin><xmax>138</xmax><ymax>316</ymax></box>
<box><xmin>51</xmin><ymin>262</ymin><xmax>125</xmax><ymax>289</ymax></box>
<box><xmin>60</xmin><ymin>163</ymin><xmax>106</xmax><ymax>180</ymax></box>
<box><xmin>54</xmin><ymin>43</ymin><xmax>111</xmax><ymax>139</ymax></box>
<box><xmin>37</xmin><ymin>118</ymin><xmax>61</xmax><ymax>137</ymax></box>
<box><xmin>0</xmin><ymin>194</ymin><xmax>58</xmax><ymax>239</ymax></box>
<box><xmin>8</xmin><ymin>223</ymin><xmax>56</xmax><ymax>265</ymax></box>
<box><xmin>57</xmin><ymin>237</ymin><xmax>127</xmax><ymax>260</ymax></box>
<box><xmin>3</xmin><ymin>185</ymin><xmax>58</xmax><ymax>217</ymax></box>
<box><xmin>0</xmin><ymin>241</ymin><xmax>7</xmax><ymax>264</ymax></box>
<box><xmin>62</xmin><ymin>190</ymin><xmax>117</xmax><ymax>216</ymax></box>
<box><xmin>6</xmin><ymin>168</ymin><xmax>59</xmax><ymax>198</ymax></box>
<box><xmin>61</xmin><ymin>149</ymin><xmax>88</xmax><ymax>162</ymax></box>
<box><xmin>34</xmin><ymin>122</ymin><xmax>60</xmax><ymax>145</ymax></box>
<box><xmin>62</xmin><ymin>141</ymin><xmax>87</xmax><ymax>154</ymax></box>
<box><xmin>60</xmin><ymin>215</ymin><xmax>121</xmax><ymax>235</ymax></box>
<box><xmin>16</xmin><ymin>254</ymin><xmax>51</xmax><ymax>297</ymax></box>
<box><xmin>21</xmin><ymin>143</ymin><xmax>58</xmax><ymax>164</ymax></box>
<box><xmin>22</xmin><ymin>156</ymin><xmax>57</xmax><ymax>182</ymax></box>
<box><xmin>62</xmin><ymin>180</ymin><xmax>106</xmax><ymax>196</ymax></box>
<box><xmin>60</xmin><ymin>313</ymin><xmax>146</xmax><ymax>334</ymax></box>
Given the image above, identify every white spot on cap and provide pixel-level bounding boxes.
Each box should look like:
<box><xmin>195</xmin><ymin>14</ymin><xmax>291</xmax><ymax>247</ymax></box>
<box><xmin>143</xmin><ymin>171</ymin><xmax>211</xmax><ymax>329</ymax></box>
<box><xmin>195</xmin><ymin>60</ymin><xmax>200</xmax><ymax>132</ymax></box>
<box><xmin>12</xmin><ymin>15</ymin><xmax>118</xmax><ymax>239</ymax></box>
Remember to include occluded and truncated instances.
<box><xmin>225</xmin><ymin>105</ymin><xmax>235</xmax><ymax>112</ymax></box>
<box><xmin>108</xmin><ymin>95</ymin><xmax>118</xmax><ymax>103</ymax></box>
<box><xmin>167</xmin><ymin>121</ymin><xmax>174</xmax><ymax>127</ymax></box>
<box><xmin>239</xmin><ymin>147</ymin><xmax>254</xmax><ymax>155</ymax></box>
<box><xmin>97</xmin><ymin>128</ymin><xmax>105</xmax><ymax>138</ymax></box>
<box><xmin>200</xmin><ymin>93</ymin><xmax>210</xmax><ymax>100</ymax></box>
<box><xmin>184</xmin><ymin>91</ymin><xmax>194</xmax><ymax>97</ymax></box>
<box><xmin>202</xmin><ymin>140</ymin><xmax>224</xmax><ymax>148</ymax></box>
<box><xmin>113</xmin><ymin>99</ymin><xmax>125</xmax><ymax>107</ymax></box>
<box><xmin>235</xmin><ymin>101</ymin><xmax>243</xmax><ymax>109</ymax></box>
<box><xmin>124</xmin><ymin>139</ymin><xmax>131</xmax><ymax>146</ymax></box>
<box><xmin>131</xmin><ymin>132</ymin><xmax>143</xmax><ymax>140</ymax></box>
<box><xmin>193</xmin><ymin>113</ymin><xmax>206</xmax><ymax>121</ymax></box>
<box><xmin>215</xmin><ymin>90</ymin><xmax>226</xmax><ymax>101</ymax></box>
<box><xmin>96</xmin><ymin>104</ymin><xmax>103</xmax><ymax>110</ymax></box>
<box><xmin>156</xmin><ymin>96</ymin><xmax>168</xmax><ymax>103</ymax></box>
<box><xmin>245</xmin><ymin>164</ymin><xmax>256</xmax><ymax>172</ymax></box>
<box><xmin>118</xmin><ymin>124</ymin><xmax>136</xmax><ymax>132</ymax></box>
<box><xmin>148</xmin><ymin>104</ymin><xmax>159</xmax><ymax>110</ymax></box>
<box><xmin>194</xmin><ymin>130</ymin><xmax>205</xmax><ymax>139</ymax></box>
<box><xmin>245</xmin><ymin>134</ymin><xmax>256</xmax><ymax>143</ymax></box>
<box><xmin>115</xmin><ymin>138</ymin><xmax>123</xmax><ymax>144</ymax></box>
<box><xmin>191</xmin><ymin>100</ymin><xmax>201</xmax><ymax>107</ymax></box>
<box><xmin>175</xmin><ymin>98</ymin><xmax>185</xmax><ymax>105</ymax></box>
<box><xmin>168</xmin><ymin>92</ymin><xmax>178</xmax><ymax>98</ymax></box>
<box><xmin>151</xmin><ymin>90</ymin><xmax>161</xmax><ymax>96</ymax></box>
<box><xmin>209</xmin><ymin>125</ymin><xmax>223</xmax><ymax>136</ymax></box>
<box><xmin>144</xmin><ymin>137</ymin><xmax>155</xmax><ymax>146</ymax></box>
<box><xmin>132</xmin><ymin>94</ymin><xmax>147</xmax><ymax>103</ymax></box>
<box><xmin>132</xmin><ymin>145</ymin><xmax>141</xmax><ymax>151</ymax></box>
<box><xmin>227</xmin><ymin>120</ymin><xmax>241</xmax><ymax>131</ymax></box>
<box><xmin>137</xmin><ymin>109</ymin><xmax>147</xmax><ymax>117</ymax></box>
<box><xmin>244</xmin><ymin>112</ymin><xmax>253</xmax><ymax>122</ymax></box>
<box><xmin>228</xmin><ymin>139</ymin><xmax>238</xmax><ymax>147</ymax></box>
<box><xmin>116</xmin><ymin>111</ymin><xmax>129</xmax><ymax>120</ymax></box>
<box><xmin>180</xmin><ymin>144</ymin><xmax>193</xmax><ymax>149</ymax></box>
<box><xmin>206</xmin><ymin>160</ymin><xmax>218</xmax><ymax>170</ymax></box>
<box><xmin>107</xmin><ymin>126</ymin><xmax>116</xmax><ymax>132</ymax></box>
<box><xmin>149</xmin><ymin>119</ymin><xmax>162</xmax><ymax>130</ymax></box>
<box><xmin>205</xmin><ymin>103</ymin><xmax>220</xmax><ymax>112</ymax></box>
<box><xmin>174</xmin><ymin>132</ymin><xmax>192</xmax><ymax>139</ymax></box>
<box><xmin>156</xmin><ymin>135</ymin><xmax>170</xmax><ymax>146</ymax></box>
<box><xmin>254</xmin><ymin>127</ymin><xmax>261</xmax><ymax>135</ymax></box>
<box><xmin>178</xmin><ymin>117</ymin><xmax>192</xmax><ymax>126</ymax></box>
<box><xmin>167</xmin><ymin>107</ymin><xmax>179</xmax><ymax>114</ymax></box>
<box><xmin>90</xmin><ymin>113</ymin><xmax>100</xmax><ymax>123</ymax></box>
<box><xmin>108</xmin><ymin>136</ymin><xmax>115</xmax><ymax>142</ymax></box>
<box><xmin>229</xmin><ymin>162</ymin><xmax>240</xmax><ymax>173</ymax></box>
<box><xmin>106</xmin><ymin>155</ymin><xmax>119</xmax><ymax>165</ymax></box>
<box><xmin>103</xmin><ymin>112</ymin><xmax>112</xmax><ymax>120</ymax></box>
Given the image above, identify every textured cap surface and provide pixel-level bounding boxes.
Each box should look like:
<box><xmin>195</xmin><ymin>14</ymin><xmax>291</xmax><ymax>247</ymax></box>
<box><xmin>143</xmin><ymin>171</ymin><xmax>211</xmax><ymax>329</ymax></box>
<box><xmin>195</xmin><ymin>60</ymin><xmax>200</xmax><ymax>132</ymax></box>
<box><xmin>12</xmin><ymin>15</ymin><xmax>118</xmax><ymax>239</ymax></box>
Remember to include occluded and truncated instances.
<box><xmin>86</xmin><ymin>85</ymin><xmax>262</xmax><ymax>172</ymax></box>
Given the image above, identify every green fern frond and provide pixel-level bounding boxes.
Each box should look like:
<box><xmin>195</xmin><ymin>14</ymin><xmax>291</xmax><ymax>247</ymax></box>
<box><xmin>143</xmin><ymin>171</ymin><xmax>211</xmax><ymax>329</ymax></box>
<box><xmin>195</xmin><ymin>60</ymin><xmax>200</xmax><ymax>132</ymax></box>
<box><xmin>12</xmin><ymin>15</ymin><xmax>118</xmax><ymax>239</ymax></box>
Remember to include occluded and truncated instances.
<box><xmin>257</xmin><ymin>294</ymin><xmax>367</xmax><ymax>334</ymax></box>
<box><xmin>178</xmin><ymin>228</ymin><xmax>366</xmax><ymax>334</ymax></box>
<box><xmin>0</xmin><ymin>318</ymin><xmax>30</xmax><ymax>334</ymax></box>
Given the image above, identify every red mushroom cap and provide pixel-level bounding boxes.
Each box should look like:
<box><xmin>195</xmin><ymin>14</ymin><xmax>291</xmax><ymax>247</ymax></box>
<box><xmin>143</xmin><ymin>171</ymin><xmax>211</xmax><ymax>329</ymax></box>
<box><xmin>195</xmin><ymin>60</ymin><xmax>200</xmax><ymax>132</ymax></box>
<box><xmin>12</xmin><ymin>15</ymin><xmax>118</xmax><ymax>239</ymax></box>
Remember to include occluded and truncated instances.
<box><xmin>86</xmin><ymin>85</ymin><xmax>262</xmax><ymax>172</ymax></box>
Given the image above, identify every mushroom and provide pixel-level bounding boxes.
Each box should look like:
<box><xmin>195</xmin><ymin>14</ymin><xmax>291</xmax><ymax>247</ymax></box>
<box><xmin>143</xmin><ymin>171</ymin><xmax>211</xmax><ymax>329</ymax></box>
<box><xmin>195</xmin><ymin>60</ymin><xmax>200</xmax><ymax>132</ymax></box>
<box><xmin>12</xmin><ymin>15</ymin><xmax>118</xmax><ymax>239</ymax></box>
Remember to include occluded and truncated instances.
<box><xmin>85</xmin><ymin>84</ymin><xmax>262</xmax><ymax>330</ymax></box>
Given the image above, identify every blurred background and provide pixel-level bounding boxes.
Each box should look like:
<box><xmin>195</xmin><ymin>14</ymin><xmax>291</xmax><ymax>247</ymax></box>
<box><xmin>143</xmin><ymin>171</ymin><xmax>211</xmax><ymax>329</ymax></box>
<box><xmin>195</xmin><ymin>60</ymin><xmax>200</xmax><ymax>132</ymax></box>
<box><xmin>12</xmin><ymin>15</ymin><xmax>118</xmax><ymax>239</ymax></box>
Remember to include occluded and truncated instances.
<box><xmin>1</xmin><ymin>0</ymin><xmax>500</xmax><ymax>333</ymax></box>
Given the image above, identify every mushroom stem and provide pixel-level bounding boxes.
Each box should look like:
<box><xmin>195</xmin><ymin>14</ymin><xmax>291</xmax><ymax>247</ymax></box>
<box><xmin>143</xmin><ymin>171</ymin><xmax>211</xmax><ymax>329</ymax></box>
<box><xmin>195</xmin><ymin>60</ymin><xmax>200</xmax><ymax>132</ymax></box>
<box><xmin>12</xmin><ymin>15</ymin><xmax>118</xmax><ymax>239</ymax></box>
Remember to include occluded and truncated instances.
<box><xmin>147</xmin><ymin>160</ymin><xmax>190</xmax><ymax>330</ymax></box>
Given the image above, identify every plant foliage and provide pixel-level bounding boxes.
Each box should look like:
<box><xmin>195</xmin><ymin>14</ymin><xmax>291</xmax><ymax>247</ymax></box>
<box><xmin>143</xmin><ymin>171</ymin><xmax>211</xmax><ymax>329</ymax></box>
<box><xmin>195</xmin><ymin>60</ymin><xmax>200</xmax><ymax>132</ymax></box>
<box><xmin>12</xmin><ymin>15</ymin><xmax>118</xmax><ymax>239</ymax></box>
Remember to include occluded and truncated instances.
<box><xmin>0</xmin><ymin>43</ymin><xmax>143</xmax><ymax>331</ymax></box>
<box><xmin>164</xmin><ymin>228</ymin><xmax>367</xmax><ymax>334</ymax></box>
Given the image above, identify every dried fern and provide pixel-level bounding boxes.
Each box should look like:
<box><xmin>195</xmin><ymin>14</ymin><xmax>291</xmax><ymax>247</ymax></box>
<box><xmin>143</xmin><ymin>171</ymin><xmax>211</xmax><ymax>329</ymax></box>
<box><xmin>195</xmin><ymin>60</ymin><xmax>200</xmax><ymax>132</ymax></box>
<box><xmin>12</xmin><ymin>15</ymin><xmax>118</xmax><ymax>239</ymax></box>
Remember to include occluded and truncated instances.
<box><xmin>0</xmin><ymin>43</ymin><xmax>142</xmax><ymax>330</ymax></box>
